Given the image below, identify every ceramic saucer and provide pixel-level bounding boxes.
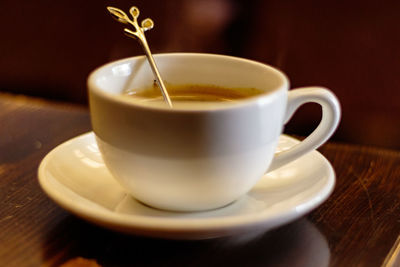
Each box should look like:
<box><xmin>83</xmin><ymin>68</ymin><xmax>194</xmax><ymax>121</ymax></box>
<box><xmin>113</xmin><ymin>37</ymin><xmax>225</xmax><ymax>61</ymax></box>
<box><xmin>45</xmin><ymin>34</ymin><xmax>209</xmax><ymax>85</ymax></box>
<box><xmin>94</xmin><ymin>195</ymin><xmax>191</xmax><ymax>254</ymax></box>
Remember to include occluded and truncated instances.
<box><xmin>38</xmin><ymin>132</ymin><xmax>335</xmax><ymax>240</ymax></box>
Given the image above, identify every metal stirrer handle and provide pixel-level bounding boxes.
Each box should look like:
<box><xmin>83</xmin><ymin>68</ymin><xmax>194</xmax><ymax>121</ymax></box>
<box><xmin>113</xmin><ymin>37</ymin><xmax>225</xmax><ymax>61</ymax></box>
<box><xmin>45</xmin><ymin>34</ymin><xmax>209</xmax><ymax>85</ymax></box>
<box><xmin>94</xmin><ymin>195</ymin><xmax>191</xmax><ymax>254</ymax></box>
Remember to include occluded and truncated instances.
<box><xmin>107</xmin><ymin>6</ymin><xmax>173</xmax><ymax>108</ymax></box>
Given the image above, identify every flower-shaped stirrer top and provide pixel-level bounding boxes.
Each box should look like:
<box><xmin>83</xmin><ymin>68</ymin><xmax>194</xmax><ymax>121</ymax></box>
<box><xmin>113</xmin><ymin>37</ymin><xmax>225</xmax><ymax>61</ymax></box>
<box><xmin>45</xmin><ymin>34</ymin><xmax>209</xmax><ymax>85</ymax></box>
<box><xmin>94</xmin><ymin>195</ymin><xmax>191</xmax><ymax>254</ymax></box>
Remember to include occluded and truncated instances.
<box><xmin>107</xmin><ymin>6</ymin><xmax>172</xmax><ymax>107</ymax></box>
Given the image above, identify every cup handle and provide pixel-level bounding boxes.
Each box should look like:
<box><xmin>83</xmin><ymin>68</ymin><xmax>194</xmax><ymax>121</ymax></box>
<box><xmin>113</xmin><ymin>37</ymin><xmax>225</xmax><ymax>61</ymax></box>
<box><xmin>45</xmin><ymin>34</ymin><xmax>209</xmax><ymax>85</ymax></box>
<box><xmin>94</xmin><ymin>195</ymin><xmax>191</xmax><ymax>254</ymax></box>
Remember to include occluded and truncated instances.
<box><xmin>268</xmin><ymin>87</ymin><xmax>341</xmax><ymax>172</ymax></box>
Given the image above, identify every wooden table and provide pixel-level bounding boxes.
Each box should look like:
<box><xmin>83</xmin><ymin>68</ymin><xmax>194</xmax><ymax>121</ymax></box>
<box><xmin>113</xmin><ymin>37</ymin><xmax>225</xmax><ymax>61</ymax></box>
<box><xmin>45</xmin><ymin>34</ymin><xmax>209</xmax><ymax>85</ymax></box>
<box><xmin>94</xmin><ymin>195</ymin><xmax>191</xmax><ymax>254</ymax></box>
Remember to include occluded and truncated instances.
<box><xmin>1</xmin><ymin>92</ymin><xmax>400</xmax><ymax>267</ymax></box>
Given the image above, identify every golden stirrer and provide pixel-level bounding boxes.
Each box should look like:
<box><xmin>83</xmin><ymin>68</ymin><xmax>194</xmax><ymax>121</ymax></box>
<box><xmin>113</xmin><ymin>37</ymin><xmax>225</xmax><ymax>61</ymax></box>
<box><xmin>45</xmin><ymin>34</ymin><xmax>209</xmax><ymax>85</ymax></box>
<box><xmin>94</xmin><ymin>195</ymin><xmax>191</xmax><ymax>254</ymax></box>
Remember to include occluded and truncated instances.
<box><xmin>107</xmin><ymin>6</ymin><xmax>173</xmax><ymax>107</ymax></box>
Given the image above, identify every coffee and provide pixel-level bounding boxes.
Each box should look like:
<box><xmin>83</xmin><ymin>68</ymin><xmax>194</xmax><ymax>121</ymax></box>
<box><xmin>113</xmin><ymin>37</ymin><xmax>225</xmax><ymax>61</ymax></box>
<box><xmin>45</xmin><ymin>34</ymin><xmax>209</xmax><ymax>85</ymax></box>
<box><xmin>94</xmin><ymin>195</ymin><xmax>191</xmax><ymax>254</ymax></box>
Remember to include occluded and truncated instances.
<box><xmin>89</xmin><ymin>53</ymin><xmax>340</xmax><ymax>211</ymax></box>
<box><xmin>123</xmin><ymin>84</ymin><xmax>263</xmax><ymax>107</ymax></box>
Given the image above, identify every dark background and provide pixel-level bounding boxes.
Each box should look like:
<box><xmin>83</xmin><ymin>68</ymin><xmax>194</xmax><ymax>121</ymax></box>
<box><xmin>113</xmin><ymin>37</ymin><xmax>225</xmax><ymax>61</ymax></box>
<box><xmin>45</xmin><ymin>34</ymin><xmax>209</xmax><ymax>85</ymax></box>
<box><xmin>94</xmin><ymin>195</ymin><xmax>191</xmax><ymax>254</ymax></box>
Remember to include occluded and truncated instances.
<box><xmin>1</xmin><ymin>0</ymin><xmax>399</xmax><ymax>149</ymax></box>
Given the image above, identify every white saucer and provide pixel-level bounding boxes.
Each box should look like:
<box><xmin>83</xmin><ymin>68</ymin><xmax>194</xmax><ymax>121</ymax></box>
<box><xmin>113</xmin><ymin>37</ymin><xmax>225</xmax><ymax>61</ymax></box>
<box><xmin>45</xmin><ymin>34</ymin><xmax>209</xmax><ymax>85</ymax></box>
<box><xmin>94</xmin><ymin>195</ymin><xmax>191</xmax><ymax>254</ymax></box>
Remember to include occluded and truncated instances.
<box><xmin>38</xmin><ymin>132</ymin><xmax>335</xmax><ymax>240</ymax></box>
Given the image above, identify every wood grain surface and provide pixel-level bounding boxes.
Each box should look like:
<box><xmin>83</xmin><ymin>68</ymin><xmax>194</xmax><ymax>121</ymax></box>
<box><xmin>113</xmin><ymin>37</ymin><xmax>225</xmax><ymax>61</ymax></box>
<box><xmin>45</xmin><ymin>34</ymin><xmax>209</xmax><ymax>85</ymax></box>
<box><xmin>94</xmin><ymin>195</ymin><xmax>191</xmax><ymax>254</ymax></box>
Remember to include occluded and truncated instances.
<box><xmin>1</xmin><ymin>93</ymin><xmax>400</xmax><ymax>266</ymax></box>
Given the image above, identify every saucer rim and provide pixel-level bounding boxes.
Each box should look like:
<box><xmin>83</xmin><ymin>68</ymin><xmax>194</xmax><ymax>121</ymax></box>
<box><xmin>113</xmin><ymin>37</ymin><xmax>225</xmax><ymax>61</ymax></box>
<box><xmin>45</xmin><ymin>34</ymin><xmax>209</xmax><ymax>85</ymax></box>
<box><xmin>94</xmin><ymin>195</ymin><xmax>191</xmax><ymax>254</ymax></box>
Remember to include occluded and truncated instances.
<box><xmin>38</xmin><ymin>132</ymin><xmax>335</xmax><ymax>238</ymax></box>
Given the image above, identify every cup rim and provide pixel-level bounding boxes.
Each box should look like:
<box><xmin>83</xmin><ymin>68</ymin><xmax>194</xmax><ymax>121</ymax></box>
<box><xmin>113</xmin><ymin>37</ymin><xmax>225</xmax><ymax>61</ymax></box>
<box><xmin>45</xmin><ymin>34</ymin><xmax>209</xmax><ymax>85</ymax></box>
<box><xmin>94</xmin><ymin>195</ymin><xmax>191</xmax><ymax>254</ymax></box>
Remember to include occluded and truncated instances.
<box><xmin>88</xmin><ymin>53</ymin><xmax>290</xmax><ymax>112</ymax></box>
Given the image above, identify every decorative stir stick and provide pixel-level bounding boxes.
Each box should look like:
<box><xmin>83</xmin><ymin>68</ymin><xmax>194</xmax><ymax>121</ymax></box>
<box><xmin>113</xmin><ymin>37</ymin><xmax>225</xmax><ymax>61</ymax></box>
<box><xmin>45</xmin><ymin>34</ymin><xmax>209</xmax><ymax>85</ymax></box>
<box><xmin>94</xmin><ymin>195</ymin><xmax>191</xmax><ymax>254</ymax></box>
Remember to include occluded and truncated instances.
<box><xmin>107</xmin><ymin>6</ymin><xmax>173</xmax><ymax>107</ymax></box>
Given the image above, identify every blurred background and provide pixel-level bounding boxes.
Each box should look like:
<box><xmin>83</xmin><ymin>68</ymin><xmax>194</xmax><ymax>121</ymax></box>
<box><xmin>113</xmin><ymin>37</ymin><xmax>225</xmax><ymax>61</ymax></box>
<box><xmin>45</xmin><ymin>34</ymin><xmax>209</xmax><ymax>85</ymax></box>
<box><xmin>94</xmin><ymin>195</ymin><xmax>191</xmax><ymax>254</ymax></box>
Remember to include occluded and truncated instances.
<box><xmin>1</xmin><ymin>0</ymin><xmax>399</xmax><ymax>149</ymax></box>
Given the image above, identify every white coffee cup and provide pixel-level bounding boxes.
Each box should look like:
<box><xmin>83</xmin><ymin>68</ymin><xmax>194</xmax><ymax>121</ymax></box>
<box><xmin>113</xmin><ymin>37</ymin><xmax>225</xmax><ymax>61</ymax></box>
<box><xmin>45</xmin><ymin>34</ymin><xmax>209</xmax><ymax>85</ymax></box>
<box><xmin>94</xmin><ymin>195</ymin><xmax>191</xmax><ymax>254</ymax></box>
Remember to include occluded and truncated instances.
<box><xmin>88</xmin><ymin>53</ymin><xmax>340</xmax><ymax>212</ymax></box>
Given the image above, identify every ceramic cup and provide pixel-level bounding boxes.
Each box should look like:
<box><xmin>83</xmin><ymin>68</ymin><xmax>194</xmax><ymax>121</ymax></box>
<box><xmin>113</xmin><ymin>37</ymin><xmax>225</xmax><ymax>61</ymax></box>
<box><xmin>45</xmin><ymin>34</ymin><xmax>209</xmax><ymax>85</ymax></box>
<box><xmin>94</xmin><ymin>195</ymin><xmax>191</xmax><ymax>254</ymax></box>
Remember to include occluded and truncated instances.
<box><xmin>88</xmin><ymin>53</ymin><xmax>340</xmax><ymax>212</ymax></box>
